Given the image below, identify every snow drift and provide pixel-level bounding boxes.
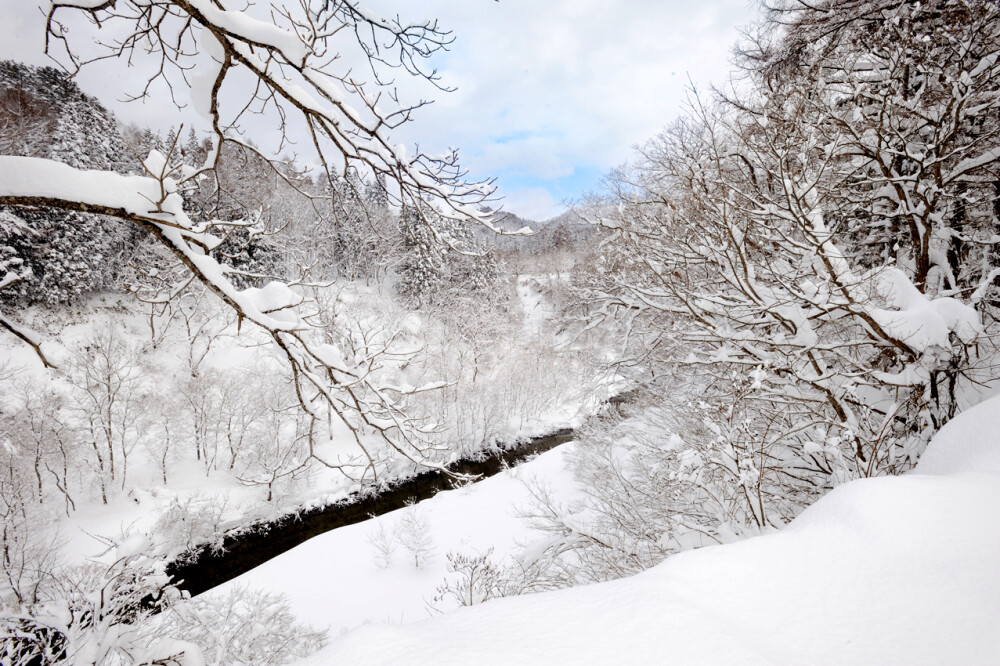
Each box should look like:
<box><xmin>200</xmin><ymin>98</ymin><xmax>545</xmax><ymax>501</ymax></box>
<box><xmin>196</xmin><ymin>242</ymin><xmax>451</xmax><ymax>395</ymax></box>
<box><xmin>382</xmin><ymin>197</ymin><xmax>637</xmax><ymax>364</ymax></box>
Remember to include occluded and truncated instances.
<box><xmin>316</xmin><ymin>394</ymin><xmax>1000</xmax><ymax>665</ymax></box>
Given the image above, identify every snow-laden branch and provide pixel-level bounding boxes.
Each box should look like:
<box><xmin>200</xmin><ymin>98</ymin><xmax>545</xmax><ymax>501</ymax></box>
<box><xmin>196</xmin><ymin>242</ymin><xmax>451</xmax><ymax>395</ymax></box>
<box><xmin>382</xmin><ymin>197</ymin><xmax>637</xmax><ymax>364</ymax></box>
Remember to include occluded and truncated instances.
<box><xmin>44</xmin><ymin>0</ymin><xmax>501</xmax><ymax>228</ymax></box>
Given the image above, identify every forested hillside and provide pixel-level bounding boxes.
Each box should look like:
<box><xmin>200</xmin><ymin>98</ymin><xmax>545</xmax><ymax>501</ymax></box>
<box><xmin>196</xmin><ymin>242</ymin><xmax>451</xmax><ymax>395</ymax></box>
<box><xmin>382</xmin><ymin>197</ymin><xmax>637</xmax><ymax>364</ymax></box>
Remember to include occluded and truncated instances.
<box><xmin>2</xmin><ymin>0</ymin><xmax>999</xmax><ymax>664</ymax></box>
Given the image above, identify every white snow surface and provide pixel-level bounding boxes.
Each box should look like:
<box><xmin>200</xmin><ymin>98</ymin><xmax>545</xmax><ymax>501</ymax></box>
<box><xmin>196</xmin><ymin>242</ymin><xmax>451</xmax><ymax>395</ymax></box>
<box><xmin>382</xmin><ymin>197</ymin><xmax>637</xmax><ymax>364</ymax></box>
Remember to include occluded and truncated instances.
<box><xmin>216</xmin><ymin>444</ymin><xmax>579</xmax><ymax>636</ymax></box>
<box><xmin>870</xmin><ymin>266</ymin><xmax>982</xmax><ymax>352</ymax></box>
<box><xmin>310</xmin><ymin>395</ymin><xmax>1000</xmax><ymax>665</ymax></box>
<box><xmin>915</xmin><ymin>395</ymin><xmax>1000</xmax><ymax>475</ymax></box>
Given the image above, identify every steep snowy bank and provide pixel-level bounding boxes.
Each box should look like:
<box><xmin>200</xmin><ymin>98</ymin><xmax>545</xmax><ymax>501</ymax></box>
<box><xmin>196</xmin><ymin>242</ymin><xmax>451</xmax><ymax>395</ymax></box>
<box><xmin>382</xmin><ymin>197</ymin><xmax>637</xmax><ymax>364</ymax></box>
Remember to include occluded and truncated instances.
<box><xmin>315</xmin><ymin>395</ymin><xmax>1000</xmax><ymax>665</ymax></box>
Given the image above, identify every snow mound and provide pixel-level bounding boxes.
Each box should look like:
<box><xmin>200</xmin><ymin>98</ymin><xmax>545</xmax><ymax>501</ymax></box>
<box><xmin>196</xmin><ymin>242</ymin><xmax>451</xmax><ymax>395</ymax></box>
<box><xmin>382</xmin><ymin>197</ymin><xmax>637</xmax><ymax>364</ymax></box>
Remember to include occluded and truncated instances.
<box><xmin>916</xmin><ymin>395</ymin><xmax>1000</xmax><ymax>475</ymax></box>
<box><xmin>315</xmin><ymin>396</ymin><xmax>1000</xmax><ymax>665</ymax></box>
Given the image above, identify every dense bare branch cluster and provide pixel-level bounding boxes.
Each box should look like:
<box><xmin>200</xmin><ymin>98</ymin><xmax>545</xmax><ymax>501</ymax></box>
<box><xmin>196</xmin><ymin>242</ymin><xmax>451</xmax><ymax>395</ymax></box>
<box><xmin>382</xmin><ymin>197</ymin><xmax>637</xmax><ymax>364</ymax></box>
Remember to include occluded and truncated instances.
<box><xmin>43</xmin><ymin>0</ymin><xmax>494</xmax><ymax>220</ymax></box>
<box><xmin>568</xmin><ymin>0</ymin><xmax>1000</xmax><ymax>544</ymax></box>
<box><xmin>0</xmin><ymin>1</ymin><xmax>506</xmax><ymax>480</ymax></box>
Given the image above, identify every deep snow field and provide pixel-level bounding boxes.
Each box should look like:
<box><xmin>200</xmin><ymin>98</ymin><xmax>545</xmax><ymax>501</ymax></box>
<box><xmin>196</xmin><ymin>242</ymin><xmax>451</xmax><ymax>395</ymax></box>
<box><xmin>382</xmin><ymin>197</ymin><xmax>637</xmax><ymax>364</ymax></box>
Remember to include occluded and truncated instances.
<box><xmin>258</xmin><ymin>393</ymin><xmax>1000</xmax><ymax>665</ymax></box>
<box><xmin>6</xmin><ymin>283</ymin><xmax>999</xmax><ymax>664</ymax></box>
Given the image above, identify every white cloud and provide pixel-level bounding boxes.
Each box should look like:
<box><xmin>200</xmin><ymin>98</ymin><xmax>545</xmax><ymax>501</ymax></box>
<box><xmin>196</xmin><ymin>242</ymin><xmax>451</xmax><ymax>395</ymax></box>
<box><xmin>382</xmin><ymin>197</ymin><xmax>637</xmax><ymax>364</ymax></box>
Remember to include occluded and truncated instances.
<box><xmin>0</xmin><ymin>7</ymin><xmax>47</xmax><ymax>67</ymax></box>
<box><xmin>1</xmin><ymin>1</ymin><xmax>757</xmax><ymax>206</ymax></box>
<box><xmin>384</xmin><ymin>0</ymin><xmax>756</xmax><ymax>181</ymax></box>
<box><xmin>473</xmin><ymin>134</ymin><xmax>576</xmax><ymax>180</ymax></box>
<box><xmin>498</xmin><ymin>186</ymin><xmax>565</xmax><ymax>221</ymax></box>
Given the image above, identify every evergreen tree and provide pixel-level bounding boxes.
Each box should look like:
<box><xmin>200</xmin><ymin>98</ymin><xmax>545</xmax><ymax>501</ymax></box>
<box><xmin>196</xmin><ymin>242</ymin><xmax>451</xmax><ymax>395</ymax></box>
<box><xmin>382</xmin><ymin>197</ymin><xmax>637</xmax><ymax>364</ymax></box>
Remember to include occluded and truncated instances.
<box><xmin>396</xmin><ymin>205</ymin><xmax>510</xmax><ymax>308</ymax></box>
<box><xmin>396</xmin><ymin>205</ymin><xmax>447</xmax><ymax>307</ymax></box>
<box><xmin>0</xmin><ymin>60</ymin><xmax>135</xmax><ymax>305</ymax></box>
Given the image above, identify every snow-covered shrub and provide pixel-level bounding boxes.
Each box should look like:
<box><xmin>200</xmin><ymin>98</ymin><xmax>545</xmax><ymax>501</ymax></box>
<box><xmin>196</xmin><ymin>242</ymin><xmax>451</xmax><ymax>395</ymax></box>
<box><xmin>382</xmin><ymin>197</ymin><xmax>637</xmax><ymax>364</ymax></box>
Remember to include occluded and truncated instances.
<box><xmin>1</xmin><ymin>539</ymin><xmax>182</xmax><ymax>666</ymax></box>
<box><xmin>367</xmin><ymin>521</ymin><xmax>398</xmax><ymax>569</ymax></box>
<box><xmin>434</xmin><ymin>548</ymin><xmax>525</xmax><ymax>608</ymax></box>
<box><xmin>151</xmin><ymin>495</ymin><xmax>233</xmax><ymax>557</ymax></box>
<box><xmin>510</xmin><ymin>397</ymin><xmax>779</xmax><ymax>589</ymax></box>
<box><xmin>143</xmin><ymin>585</ymin><xmax>326</xmax><ymax>666</ymax></box>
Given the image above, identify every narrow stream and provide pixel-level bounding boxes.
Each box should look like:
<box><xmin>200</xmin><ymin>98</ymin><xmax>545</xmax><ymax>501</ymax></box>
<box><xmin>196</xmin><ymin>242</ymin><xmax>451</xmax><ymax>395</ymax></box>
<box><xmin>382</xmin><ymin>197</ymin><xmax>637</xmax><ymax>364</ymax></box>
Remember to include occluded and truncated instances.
<box><xmin>166</xmin><ymin>426</ymin><xmax>578</xmax><ymax>598</ymax></box>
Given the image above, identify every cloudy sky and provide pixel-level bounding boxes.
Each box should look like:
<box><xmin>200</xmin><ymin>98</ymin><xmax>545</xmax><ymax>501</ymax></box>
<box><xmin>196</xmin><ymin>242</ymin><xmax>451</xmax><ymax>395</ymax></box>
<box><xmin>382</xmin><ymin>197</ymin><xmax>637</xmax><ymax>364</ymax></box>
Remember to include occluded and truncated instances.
<box><xmin>2</xmin><ymin>0</ymin><xmax>755</xmax><ymax>220</ymax></box>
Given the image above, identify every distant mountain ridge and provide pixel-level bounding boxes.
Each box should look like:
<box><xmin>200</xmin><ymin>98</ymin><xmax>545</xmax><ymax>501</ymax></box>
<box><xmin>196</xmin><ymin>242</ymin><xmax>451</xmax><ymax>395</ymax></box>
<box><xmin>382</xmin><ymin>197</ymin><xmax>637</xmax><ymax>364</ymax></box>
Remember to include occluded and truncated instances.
<box><xmin>477</xmin><ymin>208</ymin><xmax>598</xmax><ymax>252</ymax></box>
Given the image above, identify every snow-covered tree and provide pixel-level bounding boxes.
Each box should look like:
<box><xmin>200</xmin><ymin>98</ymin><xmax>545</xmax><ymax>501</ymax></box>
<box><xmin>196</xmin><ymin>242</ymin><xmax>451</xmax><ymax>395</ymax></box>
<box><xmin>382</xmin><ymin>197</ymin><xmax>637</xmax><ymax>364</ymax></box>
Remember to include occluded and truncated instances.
<box><xmin>397</xmin><ymin>204</ymin><xmax>511</xmax><ymax>308</ymax></box>
<box><xmin>743</xmin><ymin>0</ymin><xmax>1000</xmax><ymax>300</ymax></box>
<box><xmin>67</xmin><ymin>325</ymin><xmax>145</xmax><ymax>503</ymax></box>
<box><xmin>396</xmin><ymin>205</ymin><xmax>449</xmax><ymax>307</ymax></box>
<box><xmin>550</xmin><ymin>0</ymin><xmax>1000</xmax><ymax>577</ymax></box>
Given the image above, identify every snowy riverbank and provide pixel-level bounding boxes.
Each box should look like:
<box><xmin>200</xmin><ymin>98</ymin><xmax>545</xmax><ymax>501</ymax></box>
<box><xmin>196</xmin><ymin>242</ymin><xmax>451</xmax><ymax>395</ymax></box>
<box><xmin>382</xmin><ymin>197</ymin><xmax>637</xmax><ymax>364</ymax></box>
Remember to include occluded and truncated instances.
<box><xmin>303</xmin><ymin>394</ymin><xmax>1000</xmax><ymax>664</ymax></box>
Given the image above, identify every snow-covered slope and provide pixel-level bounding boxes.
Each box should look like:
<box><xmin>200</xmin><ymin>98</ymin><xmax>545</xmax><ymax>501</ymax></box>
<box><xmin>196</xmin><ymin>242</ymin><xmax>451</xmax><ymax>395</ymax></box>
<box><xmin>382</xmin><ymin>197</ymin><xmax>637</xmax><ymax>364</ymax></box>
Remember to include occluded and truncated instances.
<box><xmin>215</xmin><ymin>444</ymin><xmax>578</xmax><ymax>634</ymax></box>
<box><xmin>313</xmin><ymin>395</ymin><xmax>1000</xmax><ymax>665</ymax></box>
